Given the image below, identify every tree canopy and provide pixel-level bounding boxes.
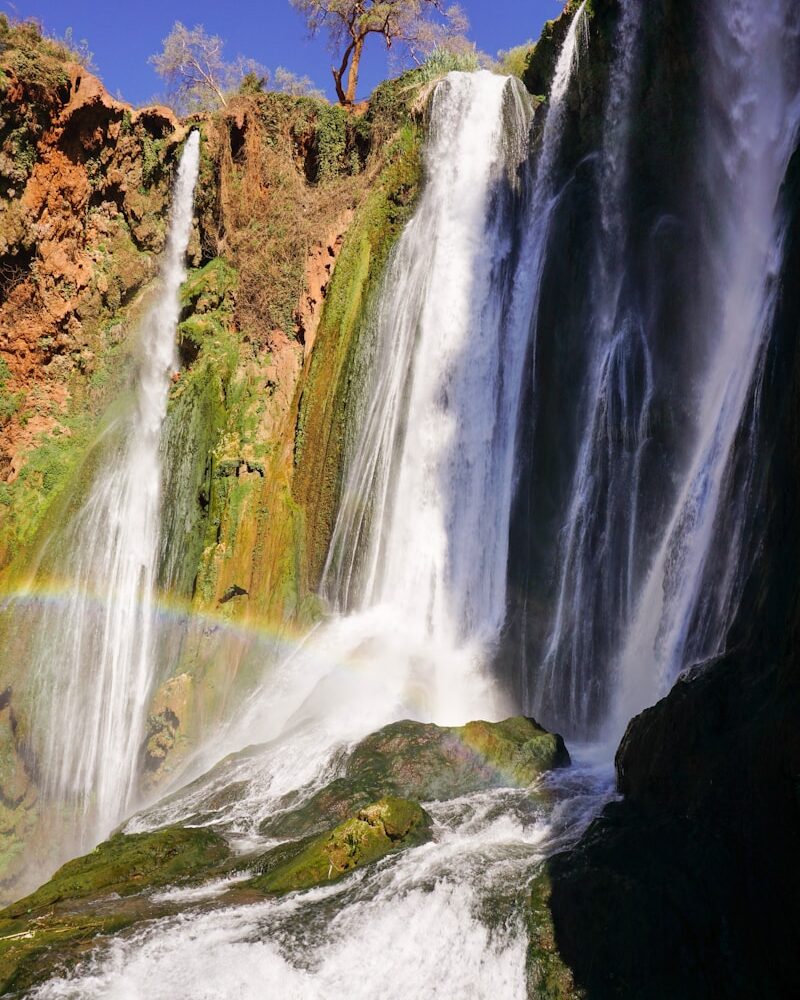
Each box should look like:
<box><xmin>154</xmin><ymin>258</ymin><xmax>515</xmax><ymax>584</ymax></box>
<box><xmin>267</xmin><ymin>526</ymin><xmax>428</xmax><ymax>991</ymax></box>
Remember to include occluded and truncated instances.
<box><xmin>291</xmin><ymin>0</ymin><xmax>469</xmax><ymax>106</ymax></box>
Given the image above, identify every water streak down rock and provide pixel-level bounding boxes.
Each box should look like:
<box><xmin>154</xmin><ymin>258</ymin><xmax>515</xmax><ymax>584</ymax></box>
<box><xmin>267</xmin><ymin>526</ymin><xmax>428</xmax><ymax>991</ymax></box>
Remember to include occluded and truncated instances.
<box><xmin>26</xmin><ymin>132</ymin><xmax>200</xmax><ymax>859</ymax></box>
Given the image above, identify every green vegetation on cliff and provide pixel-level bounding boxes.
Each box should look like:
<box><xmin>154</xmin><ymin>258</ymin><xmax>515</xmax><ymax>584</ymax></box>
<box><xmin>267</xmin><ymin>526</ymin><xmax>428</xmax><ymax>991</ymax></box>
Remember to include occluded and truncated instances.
<box><xmin>293</xmin><ymin>112</ymin><xmax>422</xmax><ymax>587</ymax></box>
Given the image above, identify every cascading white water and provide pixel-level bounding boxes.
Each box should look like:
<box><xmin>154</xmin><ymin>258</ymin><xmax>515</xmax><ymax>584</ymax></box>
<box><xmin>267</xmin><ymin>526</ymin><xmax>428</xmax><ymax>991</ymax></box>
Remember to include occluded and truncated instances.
<box><xmin>531</xmin><ymin>0</ymin><xmax>648</xmax><ymax>733</ymax></box>
<box><xmin>610</xmin><ymin>0</ymin><xmax>800</xmax><ymax>736</ymax></box>
<box><xmin>29</xmin><ymin>131</ymin><xmax>200</xmax><ymax>845</ymax></box>
<box><xmin>318</xmin><ymin>69</ymin><xmax>534</xmax><ymax>724</ymax></box>
<box><xmin>320</xmin><ymin>9</ymin><xmax>587</xmax><ymax>727</ymax></box>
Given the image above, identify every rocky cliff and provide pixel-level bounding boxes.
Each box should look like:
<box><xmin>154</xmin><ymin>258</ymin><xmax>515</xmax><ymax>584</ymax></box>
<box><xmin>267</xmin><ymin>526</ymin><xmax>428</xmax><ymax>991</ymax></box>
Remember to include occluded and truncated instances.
<box><xmin>545</xmin><ymin>137</ymin><xmax>800</xmax><ymax>1000</ymax></box>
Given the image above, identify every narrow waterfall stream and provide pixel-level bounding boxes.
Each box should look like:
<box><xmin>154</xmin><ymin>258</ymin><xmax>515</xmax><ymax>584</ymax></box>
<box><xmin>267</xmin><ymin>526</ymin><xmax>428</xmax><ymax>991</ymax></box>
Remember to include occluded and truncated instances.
<box><xmin>25</xmin><ymin>132</ymin><xmax>200</xmax><ymax>857</ymax></box>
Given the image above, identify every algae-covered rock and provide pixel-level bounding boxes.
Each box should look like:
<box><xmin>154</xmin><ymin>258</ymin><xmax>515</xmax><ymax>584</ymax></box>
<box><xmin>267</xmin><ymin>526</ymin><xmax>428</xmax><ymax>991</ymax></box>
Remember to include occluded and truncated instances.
<box><xmin>250</xmin><ymin>797</ymin><xmax>431</xmax><ymax>894</ymax></box>
<box><xmin>1</xmin><ymin>825</ymin><xmax>229</xmax><ymax>920</ymax></box>
<box><xmin>262</xmin><ymin>716</ymin><xmax>569</xmax><ymax>839</ymax></box>
<box><xmin>0</xmin><ymin>825</ymin><xmax>230</xmax><ymax>993</ymax></box>
<box><xmin>526</xmin><ymin>866</ymin><xmax>583</xmax><ymax>1000</ymax></box>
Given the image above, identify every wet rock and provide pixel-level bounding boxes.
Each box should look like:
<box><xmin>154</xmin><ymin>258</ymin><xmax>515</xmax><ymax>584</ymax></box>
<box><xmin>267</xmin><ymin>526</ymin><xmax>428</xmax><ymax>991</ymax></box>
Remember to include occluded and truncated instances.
<box><xmin>261</xmin><ymin>716</ymin><xmax>569</xmax><ymax>839</ymax></box>
<box><xmin>250</xmin><ymin>797</ymin><xmax>431</xmax><ymax>894</ymax></box>
<box><xmin>1</xmin><ymin>825</ymin><xmax>229</xmax><ymax>920</ymax></box>
<box><xmin>0</xmin><ymin>825</ymin><xmax>230</xmax><ymax>993</ymax></box>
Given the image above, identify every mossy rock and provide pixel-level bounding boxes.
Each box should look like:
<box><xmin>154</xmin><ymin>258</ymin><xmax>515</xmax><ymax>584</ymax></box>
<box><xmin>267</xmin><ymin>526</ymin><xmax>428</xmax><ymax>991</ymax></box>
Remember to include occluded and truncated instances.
<box><xmin>0</xmin><ymin>825</ymin><xmax>230</xmax><ymax>993</ymax></box>
<box><xmin>1</xmin><ymin>825</ymin><xmax>229</xmax><ymax>920</ymax></box>
<box><xmin>262</xmin><ymin>716</ymin><xmax>569</xmax><ymax>839</ymax></box>
<box><xmin>250</xmin><ymin>797</ymin><xmax>431</xmax><ymax>894</ymax></box>
<box><xmin>526</xmin><ymin>866</ymin><xmax>584</xmax><ymax>999</ymax></box>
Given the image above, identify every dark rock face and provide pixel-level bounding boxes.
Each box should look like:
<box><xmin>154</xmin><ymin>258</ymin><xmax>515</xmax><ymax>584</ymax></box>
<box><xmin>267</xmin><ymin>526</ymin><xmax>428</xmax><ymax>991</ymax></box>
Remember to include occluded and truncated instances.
<box><xmin>549</xmin><ymin>652</ymin><xmax>800</xmax><ymax>999</ymax></box>
<box><xmin>543</xmin><ymin>139</ymin><xmax>800</xmax><ymax>998</ymax></box>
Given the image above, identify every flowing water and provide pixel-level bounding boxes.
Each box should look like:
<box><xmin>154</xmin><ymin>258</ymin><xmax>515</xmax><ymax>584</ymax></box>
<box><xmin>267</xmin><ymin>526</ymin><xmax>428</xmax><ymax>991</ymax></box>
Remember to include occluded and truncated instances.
<box><xmin>511</xmin><ymin>0</ymin><xmax>800</xmax><ymax>742</ymax></box>
<box><xmin>610</xmin><ymin>0</ymin><xmax>800</xmax><ymax>735</ymax></box>
<box><xmin>531</xmin><ymin>0</ymin><xmax>645</xmax><ymax>734</ymax></box>
<box><xmin>25</xmin><ymin>131</ymin><xmax>200</xmax><ymax>850</ymax></box>
<box><xmin>322</xmin><ymin>71</ymin><xmax>533</xmax><ymax>697</ymax></box>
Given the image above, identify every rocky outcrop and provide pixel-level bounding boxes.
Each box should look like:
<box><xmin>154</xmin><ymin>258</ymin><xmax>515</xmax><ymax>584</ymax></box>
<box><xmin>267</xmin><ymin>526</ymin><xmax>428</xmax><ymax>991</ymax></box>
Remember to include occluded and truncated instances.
<box><xmin>0</xmin><ymin>825</ymin><xmax>229</xmax><ymax>994</ymax></box>
<box><xmin>250</xmin><ymin>797</ymin><xmax>431</xmax><ymax>894</ymax></box>
<box><xmin>0</xmin><ymin>712</ymin><xmax>568</xmax><ymax>993</ymax></box>
<box><xmin>258</xmin><ymin>716</ymin><xmax>569</xmax><ymax>839</ymax></box>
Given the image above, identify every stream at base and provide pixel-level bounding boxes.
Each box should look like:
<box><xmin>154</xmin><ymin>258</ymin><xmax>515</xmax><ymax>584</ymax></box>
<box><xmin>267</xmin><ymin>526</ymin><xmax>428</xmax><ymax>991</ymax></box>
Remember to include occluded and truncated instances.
<box><xmin>32</xmin><ymin>749</ymin><xmax>613</xmax><ymax>1000</ymax></box>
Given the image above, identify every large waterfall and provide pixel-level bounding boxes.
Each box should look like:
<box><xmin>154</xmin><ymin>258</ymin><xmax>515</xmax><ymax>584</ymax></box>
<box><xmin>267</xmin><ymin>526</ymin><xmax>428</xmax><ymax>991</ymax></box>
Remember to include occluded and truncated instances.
<box><xmin>23</xmin><ymin>26</ymin><xmax>598</xmax><ymax>996</ymax></box>
<box><xmin>320</xmin><ymin>70</ymin><xmax>534</xmax><ymax>721</ymax></box>
<box><xmin>508</xmin><ymin>0</ymin><xmax>800</xmax><ymax>741</ymax></box>
<box><xmin>27</xmin><ymin>131</ymin><xmax>200</xmax><ymax>849</ymax></box>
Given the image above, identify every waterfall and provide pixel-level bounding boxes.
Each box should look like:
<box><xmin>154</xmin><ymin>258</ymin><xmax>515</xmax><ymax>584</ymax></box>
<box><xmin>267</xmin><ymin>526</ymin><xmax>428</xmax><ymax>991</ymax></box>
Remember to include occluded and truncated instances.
<box><xmin>318</xmin><ymin>70</ymin><xmax>534</xmax><ymax>722</ymax></box>
<box><xmin>530</xmin><ymin>0</ymin><xmax>647</xmax><ymax>733</ymax></box>
<box><xmin>510</xmin><ymin>0</ymin><xmax>800</xmax><ymax>741</ymax></box>
<box><xmin>610</xmin><ymin>0</ymin><xmax>800</xmax><ymax>735</ymax></box>
<box><xmin>318</xmin><ymin>8</ymin><xmax>586</xmax><ymax>727</ymax></box>
<box><xmin>28</xmin><ymin>131</ymin><xmax>200</xmax><ymax>845</ymax></box>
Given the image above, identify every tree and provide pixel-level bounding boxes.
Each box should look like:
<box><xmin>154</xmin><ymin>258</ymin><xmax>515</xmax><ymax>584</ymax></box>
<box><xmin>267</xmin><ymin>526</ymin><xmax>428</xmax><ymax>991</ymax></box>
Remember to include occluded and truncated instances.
<box><xmin>150</xmin><ymin>23</ymin><xmax>267</xmax><ymax>113</ymax></box>
<box><xmin>151</xmin><ymin>24</ymin><xmax>325</xmax><ymax>113</ymax></box>
<box><xmin>273</xmin><ymin>66</ymin><xmax>326</xmax><ymax>99</ymax></box>
<box><xmin>291</xmin><ymin>1</ymin><xmax>469</xmax><ymax>107</ymax></box>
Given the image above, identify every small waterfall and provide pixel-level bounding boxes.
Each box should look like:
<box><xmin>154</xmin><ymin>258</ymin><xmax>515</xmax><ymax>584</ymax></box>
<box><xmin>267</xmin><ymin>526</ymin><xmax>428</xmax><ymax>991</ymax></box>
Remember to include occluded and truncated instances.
<box><xmin>29</xmin><ymin>131</ymin><xmax>200</xmax><ymax>845</ymax></box>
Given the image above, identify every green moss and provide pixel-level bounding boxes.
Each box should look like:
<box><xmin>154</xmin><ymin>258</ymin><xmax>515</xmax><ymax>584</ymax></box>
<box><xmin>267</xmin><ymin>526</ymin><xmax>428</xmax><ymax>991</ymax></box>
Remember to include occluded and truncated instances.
<box><xmin>159</xmin><ymin>258</ymin><xmax>240</xmax><ymax>596</ymax></box>
<box><xmin>526</xmin><ymin>867</ymin><xmax>584</xmax><ymax>999</ymax></box>
<box><xmin>261</xmin><ymin>717</ymin><xmax>569</xmax><ymax>840</ymax></box>
<box><xmin>0</xmin><ymin>826</ymin><xmax>229</xmax><ymax>994</ymax></box>
<box><xmin>0</xmin><ymin>339</ymin><xmax>134</xmax><ymax>574</ymax></box>
<box><xmin>0</xmin><ymin>359</ymin><xmax>22</xmax><ymax>423</ymax></box>
<box><xmin>0</xmin><ymin>911</ymin><xmax>134</xmax><ymax>995</ymax></box>
<box><xmin>250</xmin><ymin>797</ymin><xmax>430</xmax><ymax>894</ymax></box>
<box><xmin>1</xmin><ymin>826</ymin><xmax>229</xmax><ymax>920</ymax></box>
<box><xmin>140</xmin><ymin>134</ymin><xmax>167</xmax><ymax>190</ymax></box>
<box><xmin>293</xmin><ymin>121</ymin><xmax>423</xmax><ymax>588</ymax></box>
<box><xmin>180</xmin><ymin>256</ymin><xmax>237</xmax><ymax>313</ymax></box>
<box><xmin>313</xmin><ymin>104</ymin><xmax>350</xmax><ymax>182</ymax></box>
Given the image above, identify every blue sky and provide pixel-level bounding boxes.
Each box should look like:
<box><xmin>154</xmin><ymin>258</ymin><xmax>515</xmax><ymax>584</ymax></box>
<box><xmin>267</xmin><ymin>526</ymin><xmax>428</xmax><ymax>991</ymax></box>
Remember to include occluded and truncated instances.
<box><xmin>5</xmin><ymin>0</ymin><xmax>564</xmax><ymax>105</ymax></box>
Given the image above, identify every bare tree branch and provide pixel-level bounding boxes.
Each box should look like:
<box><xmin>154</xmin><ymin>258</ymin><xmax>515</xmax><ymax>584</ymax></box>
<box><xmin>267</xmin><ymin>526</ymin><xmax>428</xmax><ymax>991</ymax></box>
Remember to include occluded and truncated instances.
<box><xmin>291</xmin><ymin>0</ymin><xmax>470</xmax><ymax>106</ymax></box>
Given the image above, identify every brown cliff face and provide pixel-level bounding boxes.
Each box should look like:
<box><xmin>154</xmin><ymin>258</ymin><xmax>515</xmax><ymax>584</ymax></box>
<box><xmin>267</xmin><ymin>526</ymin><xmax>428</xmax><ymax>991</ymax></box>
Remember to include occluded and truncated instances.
<box><xmin>0</xmin><ymin>19</ymin><xmax>183</xmax><ymax>487</ymax></box>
